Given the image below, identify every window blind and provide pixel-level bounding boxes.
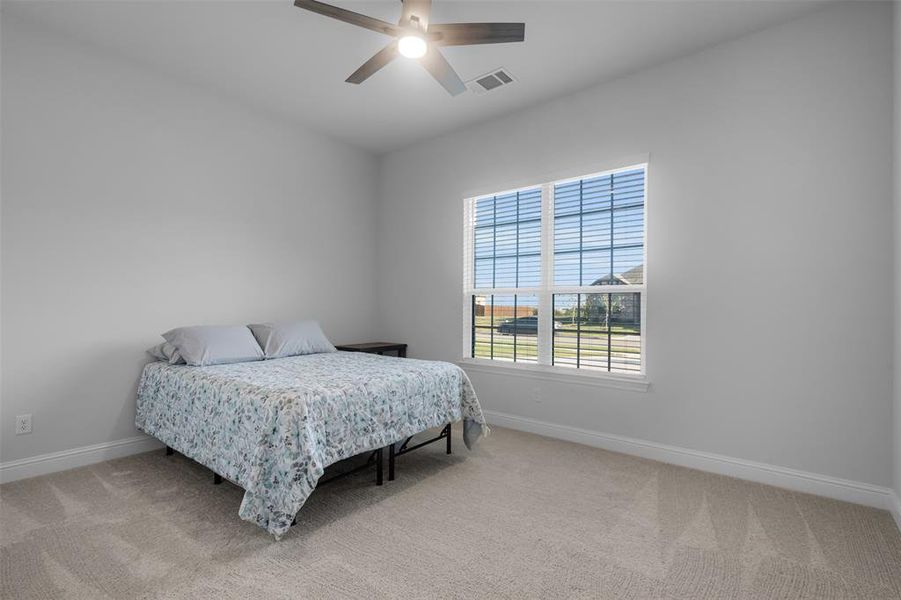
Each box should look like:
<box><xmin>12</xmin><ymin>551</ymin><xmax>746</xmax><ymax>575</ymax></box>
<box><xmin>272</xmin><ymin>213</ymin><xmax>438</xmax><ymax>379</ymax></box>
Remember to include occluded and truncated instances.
<box><xmin>473</xmin><ymin>188</ymin><xmax>542</xmax><ymax>288</ymax></box>
<box><xmin>470</xmin><ymin>187</ymin><xmax>542</xmax><ymax>362</ymax></box>
<box><xmin>554</xmin><ymin>168</ymin><xmax>645</xmax><ymax>286</ymax></box>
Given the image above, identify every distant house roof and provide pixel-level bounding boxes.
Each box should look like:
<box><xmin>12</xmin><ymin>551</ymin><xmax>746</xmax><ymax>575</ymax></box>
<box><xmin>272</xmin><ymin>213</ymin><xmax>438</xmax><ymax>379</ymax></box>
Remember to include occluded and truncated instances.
<box><xmin>621</xmin><ymin>264</ymin><xmax>643</xmax><ymax>284</ymax></box>
<box><xmin>590</xmin><ymin>264</ymin><xmax>643</xmax><ymax>286</ymax></box>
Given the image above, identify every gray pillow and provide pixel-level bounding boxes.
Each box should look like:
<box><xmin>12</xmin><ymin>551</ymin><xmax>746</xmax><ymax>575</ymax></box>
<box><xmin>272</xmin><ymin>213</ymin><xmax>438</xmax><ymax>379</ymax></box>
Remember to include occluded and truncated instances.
<box><xmin>248</xmin><ymin>320</ymin><xmax>336</xmax><ymax>359</ymax></box>
<box><xmin>162</xmin><ymin>325</ymin><xmax>264</xmax><ymax>366</ymax></box>
<box><xmin>147</xmin><ymin>342</ymin><xmax>186</xmax><ymax>365</ymax></box>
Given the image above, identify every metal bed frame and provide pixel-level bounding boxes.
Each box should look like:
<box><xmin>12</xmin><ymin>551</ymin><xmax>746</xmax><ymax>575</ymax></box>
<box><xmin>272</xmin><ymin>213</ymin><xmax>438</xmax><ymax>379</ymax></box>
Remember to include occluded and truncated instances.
<box><xmin>164</xmin><ymin>421</ymin><xmax>452</xmax><ymax>526</ymax></box>
<box><xmin>387</xmin><ymin>423</ymin><xmax>451</xmax><ymax>481</ymax></box>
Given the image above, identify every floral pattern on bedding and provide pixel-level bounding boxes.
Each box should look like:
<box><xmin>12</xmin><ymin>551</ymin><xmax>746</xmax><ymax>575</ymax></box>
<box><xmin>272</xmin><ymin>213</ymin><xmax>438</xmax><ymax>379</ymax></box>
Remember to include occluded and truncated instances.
<box><xmin>135</xmin><ymin>351</ymin><xmax>487</xmax><ymax>538</ymax></box>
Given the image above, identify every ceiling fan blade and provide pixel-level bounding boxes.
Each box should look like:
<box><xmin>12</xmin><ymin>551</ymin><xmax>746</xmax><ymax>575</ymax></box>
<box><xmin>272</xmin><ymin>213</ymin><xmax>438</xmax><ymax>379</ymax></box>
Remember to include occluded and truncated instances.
<box><xmin>430</xmin><ymin>23</ymin><xmax>525</xmax><ymax>46</ymax></box>
<box><xmin>419</xmin><ymin>46</ymin><xmax>466</xmax><ymax>96</ymax></box>
<box><xmin>346</xmin><ymin>41</ymin><xmax>398</xmax><ymax>84</ymax></box>
<box><xmin>294</xmin><ymin>0</ymin><xmax>399</xmax><ymax>37</ymax></box>
<box><xmin>399</xmin><ymin>0</ymin><xmax>431</xmax><ymax>31</ymax></box>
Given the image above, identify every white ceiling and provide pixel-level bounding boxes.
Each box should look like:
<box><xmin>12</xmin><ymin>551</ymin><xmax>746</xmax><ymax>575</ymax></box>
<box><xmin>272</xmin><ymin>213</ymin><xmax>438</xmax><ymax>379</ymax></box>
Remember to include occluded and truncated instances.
<box><xmin>4</xmin><ymin>0</ymin><xmax>826</xmax><ymax>153</ymax></box>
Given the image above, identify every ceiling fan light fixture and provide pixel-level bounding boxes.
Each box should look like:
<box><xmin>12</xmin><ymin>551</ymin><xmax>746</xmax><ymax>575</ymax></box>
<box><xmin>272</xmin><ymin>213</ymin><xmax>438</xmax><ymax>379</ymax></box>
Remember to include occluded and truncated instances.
<box><xmin>293</xmin><ymin>0</ymin><xmax>525</xmax><ymax>96</ymax></box>
<box><xmin>398</xmin><ymin>35</ymin><xmax>427</xmax><ymax>59</ymax></box>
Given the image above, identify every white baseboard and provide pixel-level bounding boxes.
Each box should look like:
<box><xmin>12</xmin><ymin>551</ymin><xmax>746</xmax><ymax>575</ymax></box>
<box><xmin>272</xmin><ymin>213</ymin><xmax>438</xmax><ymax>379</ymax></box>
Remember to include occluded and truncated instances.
<box><xmin>0</xmin><ymin>435</ymin><xmax>163</xmax><ymax>484</ymax></box>
<box><xmin>484</xmin><ymin>409</ymin><xmax>898</xmax><ymax>516</ymax></box>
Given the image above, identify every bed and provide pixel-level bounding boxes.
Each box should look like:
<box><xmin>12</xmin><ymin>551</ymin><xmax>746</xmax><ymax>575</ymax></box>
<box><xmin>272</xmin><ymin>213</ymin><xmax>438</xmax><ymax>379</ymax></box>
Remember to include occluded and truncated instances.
<box><xmin>135</xmin><ymin>351</ymin><xmax>488</xmax><ymax>538</ymax></box>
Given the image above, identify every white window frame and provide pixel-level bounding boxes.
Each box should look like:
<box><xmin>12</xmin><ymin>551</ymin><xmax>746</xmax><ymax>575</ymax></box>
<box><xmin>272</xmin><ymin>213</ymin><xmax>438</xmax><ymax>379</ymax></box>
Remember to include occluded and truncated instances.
<box><xmin>461</xmin><ymin>161</ymin><xmax>649</xmax><ymax>392</ymax></box>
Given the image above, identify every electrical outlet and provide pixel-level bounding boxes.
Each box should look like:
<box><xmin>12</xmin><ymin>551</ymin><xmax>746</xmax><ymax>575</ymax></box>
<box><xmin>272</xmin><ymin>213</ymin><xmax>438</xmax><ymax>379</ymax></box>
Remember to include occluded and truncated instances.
<box><xmin>15</xmin><ymin>414</ymin><xmax>32</xmax><ymax>435</ymax></box>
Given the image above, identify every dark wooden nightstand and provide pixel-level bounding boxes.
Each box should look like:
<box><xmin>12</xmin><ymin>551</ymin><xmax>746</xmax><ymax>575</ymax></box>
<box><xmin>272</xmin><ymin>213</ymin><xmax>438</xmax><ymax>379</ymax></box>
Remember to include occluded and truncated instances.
<box><xmin>335</xmin><ymin>342</ymin><xmax>407</xmax><ymax>358</ymax></box>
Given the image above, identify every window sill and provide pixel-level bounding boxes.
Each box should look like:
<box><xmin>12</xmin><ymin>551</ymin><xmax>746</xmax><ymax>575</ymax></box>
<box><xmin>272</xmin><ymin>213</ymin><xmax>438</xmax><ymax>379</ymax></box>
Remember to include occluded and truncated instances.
<box><xmin>457</xmin><ymin>358</ymin><xmax>651</xmax><ymax>392</ymax></box>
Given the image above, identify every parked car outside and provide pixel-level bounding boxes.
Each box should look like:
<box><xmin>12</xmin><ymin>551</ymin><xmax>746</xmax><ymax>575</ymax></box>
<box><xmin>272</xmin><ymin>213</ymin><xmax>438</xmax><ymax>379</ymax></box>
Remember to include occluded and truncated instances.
<box><xmin>496</xmin><ymin>316</ymin><xmax>563</xmax><ymax>335</ymax></box>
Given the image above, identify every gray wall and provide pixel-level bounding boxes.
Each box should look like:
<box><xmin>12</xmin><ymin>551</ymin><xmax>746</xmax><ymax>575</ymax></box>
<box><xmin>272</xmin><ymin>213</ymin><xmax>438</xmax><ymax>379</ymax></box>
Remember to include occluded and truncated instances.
<box><xmin>376</xmin><ymin>3</ymin><xmax>894</xmax><ymax>486</ymax></box>
<box><xmin>894</xmin><ymin>0</ymin><xmax>901</xmax><ymax>499</ymax></box>
<box><xmin>1</xmin><ymin>16</ymin><xmax>378</xmax><ymax>462</ymax></box>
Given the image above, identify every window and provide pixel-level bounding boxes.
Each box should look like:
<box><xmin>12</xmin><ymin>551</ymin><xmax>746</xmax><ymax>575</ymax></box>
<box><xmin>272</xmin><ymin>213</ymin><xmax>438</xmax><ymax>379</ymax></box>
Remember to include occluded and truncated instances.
<box><xmin>463</xmin><ymin>164</ymin><xmax>646</xmax><ymax>376</ymax></box>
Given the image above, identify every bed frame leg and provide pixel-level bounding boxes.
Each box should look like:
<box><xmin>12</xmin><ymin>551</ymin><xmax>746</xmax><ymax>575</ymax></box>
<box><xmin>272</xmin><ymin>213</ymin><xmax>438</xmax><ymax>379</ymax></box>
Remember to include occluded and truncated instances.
<box><xmin>376</xmin><ymin>447</ymin><xmax>384</xmax><ymax>486</ymax></box>
<box><xmin>446</xmin><ymin>423</ymin><xmax>452</xmax><ymax>455</ymax></box>
<box><xmin>213</xmin><ymin>473</ymin><xmax>222</xmax><ymax>485</ymax></box>
<box><xmin>166</xmin><ymin>446</ymin><xmax>174</xmax><ymax>456</ymax></box>
<box><xmin>388</xmin><ymin>443</ymin><xmax>396</xmax><ymax>481</ymax></box>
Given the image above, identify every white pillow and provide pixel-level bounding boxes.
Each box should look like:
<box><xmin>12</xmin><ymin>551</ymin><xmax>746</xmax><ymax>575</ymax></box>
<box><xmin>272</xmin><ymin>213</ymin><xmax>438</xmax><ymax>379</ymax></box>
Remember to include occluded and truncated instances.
<box><xmin>248</xmin><ymin>320</ymin><xmax>336</xmax><ymax>359</ymax></box>
<box><xmin>162</xmin><ymin>325</ymin><xmax>264</xmax><ymax>367</ymax></box>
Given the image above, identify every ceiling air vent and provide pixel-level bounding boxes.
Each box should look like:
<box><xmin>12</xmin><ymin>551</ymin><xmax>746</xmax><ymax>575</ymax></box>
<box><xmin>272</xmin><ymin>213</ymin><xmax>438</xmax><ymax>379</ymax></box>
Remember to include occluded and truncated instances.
<box><xmin>466</xmin><ymin>68</ymin><xmax>516</xmax><ymax>95</ymax></box>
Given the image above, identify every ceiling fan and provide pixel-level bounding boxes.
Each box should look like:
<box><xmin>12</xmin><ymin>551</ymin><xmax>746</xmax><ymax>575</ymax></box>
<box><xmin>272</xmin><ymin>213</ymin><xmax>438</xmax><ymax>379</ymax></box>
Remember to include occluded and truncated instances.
<box><xmin>293</xmin><ymin>0</ymin><xmax>525</xmax><ymax>96</ymax></box>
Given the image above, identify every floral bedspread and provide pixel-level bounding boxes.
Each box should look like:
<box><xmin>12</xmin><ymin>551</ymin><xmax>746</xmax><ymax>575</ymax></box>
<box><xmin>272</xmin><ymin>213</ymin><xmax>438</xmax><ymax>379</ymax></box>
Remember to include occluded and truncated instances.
<box><xmin>135</xmin><ymin>351</ymin><xmax>487</xmax><ymax>538</ymax></box>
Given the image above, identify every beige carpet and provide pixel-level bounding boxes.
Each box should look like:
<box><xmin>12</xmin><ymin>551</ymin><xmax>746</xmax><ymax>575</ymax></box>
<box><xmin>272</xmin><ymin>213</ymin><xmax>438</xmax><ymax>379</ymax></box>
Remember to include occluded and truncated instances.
<box><xmin>2</xmin><ymin>426</ymin><xmax>901</xmax><ymax>599</ymax></box>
